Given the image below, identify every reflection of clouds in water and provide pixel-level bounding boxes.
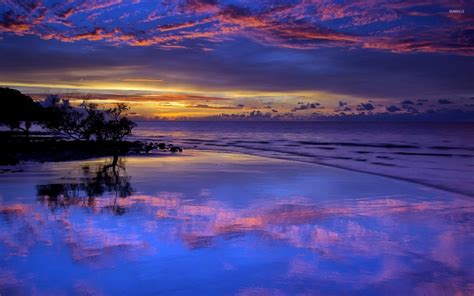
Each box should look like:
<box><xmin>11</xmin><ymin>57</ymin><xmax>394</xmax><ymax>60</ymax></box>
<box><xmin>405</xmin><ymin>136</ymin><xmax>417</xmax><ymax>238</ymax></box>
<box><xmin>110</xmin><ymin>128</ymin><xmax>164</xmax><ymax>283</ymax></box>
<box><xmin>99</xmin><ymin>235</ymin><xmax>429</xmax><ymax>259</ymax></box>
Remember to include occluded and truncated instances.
<box><xmin>0</xmin><ymin>204</ymin><xmax>50</xmax><ymax>257</ymax></box>
<box><xmin>0</xmin><ymin>204</ymin><xmax>154</xmax><ymax>268</ymax></box>
<box><xmin>0</xmin><ymin>268</ymin><xmax>22</xmax><ymax>292</ymax></box>
<box><xmin>1</xmin><ymin>153</ymin><xmax>473</xmax><ymax>294</ymax></box>
<box><xmin>63</xmin><ymin>220</ymin><xmax>156</xmax><ymax>267</ymax></box>
<box><xmin>286</xmin><ymin>257</ymin><xmax>316</xmax><ymax>277</ymax></box>
<box><xmin>432</xmin><ymin>231</ymin><xmax>461</xmax><ymax>269</ymax></box>
<box><xmin>237</xmin><ymin>287</ymin><xmax>285</xmax><ymax>296</ymax></box>
<box><xmin>2</xmin><ymin>193</ymin><xmax>473</xmax><ymax>273</ymax></box>
<box><xmin>199</xmin><ymin>188</ymin><xmax>212</xmax><ymax>198</ymax></box>
<box><xmin>74</xmin><ymin>280</ymin><xmax>104</xmax><ymax>296</ymax></box>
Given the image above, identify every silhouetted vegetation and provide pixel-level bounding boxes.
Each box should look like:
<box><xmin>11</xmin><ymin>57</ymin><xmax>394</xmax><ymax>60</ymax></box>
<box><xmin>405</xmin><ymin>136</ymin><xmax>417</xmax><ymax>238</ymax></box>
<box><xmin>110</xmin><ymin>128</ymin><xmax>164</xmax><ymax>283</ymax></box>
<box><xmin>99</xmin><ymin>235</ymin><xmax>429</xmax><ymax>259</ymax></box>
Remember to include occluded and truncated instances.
<box><xmin>0</xmin><ymin>88</ymin><xmax>43</xmax><ymax>139</ymax></box>
<box><xmin>40</xmin><ymin>95</ymin><xmax>135</xmax><ymax>142</ymax></box>
<box><xmin>0</xmin><ymin>88</ymin><xmax>182</xmax><ymax>165</ymax></box>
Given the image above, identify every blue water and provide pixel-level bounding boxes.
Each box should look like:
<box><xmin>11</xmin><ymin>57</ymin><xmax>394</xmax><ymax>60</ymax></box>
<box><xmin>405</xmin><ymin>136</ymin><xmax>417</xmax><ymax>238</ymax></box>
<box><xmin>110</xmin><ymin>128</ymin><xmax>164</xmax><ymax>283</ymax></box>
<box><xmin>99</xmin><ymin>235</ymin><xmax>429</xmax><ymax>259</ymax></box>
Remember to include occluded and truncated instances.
<box><xmin>1</xmin><ymin>151</ymin><xmax>473</xmax><ymax>295</ymax></box>
<box><xmin>133</xmin><ymin>121</ymin><xmax>474</xmax><ymax>196</ymax></box>
<box><xmin>1</xmin><ymin>122</ymin><xmax>474</xmax><ymax>294</ymax></box>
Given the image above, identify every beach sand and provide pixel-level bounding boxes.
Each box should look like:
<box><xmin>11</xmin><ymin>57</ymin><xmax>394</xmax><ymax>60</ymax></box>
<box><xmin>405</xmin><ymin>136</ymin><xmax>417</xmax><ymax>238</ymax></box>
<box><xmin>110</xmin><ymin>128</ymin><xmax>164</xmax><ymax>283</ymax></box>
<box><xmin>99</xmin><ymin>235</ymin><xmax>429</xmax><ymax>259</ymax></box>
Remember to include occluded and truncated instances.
<box><xmin>0</xmin><ymin>150</ymin><xmax>473</xmax><ymax>295</ymax></box>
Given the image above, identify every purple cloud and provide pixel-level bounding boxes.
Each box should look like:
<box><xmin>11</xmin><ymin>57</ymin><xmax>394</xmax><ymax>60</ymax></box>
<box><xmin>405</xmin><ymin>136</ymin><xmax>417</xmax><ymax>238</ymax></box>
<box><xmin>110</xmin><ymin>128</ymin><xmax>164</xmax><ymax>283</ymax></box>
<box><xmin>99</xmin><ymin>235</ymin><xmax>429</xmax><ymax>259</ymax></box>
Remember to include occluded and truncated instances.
<box><xmin>1</xmin><ymin>0</ymin><xmax>473</xmax><ymax>55</ymax></box>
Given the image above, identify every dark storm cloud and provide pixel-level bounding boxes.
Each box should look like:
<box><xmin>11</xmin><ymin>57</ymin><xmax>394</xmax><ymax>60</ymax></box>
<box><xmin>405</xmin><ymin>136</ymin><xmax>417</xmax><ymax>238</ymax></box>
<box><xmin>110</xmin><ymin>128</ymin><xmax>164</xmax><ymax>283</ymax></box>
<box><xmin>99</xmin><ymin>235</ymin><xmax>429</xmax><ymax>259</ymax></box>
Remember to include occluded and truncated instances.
<box><xmin>401</xmin><ymin>104</ymin><xmax>419</xmax><ymax>113</ymax></box>
<box><xmin>386</xmin><ymin>105</ymin><xmax>401</xmax><ymax>112</ymax></box>
<box><xmin>291</xmin><ymin>102</ymin><xmax>323</xmax><ymax>112</ymax></box>
<box><xmin>438</xmin><ymin>99</ymin><xmax>453</xmax><ymax>104</ymax></box>
<box><xmin>186</xmin><ymin>104</ymin><xmax>242</xmax><ymax>109</ymax></box>
<box><xmin>1</xmin><ymin>36</ymin><xmax>473</xmax><ymax>101</ymax></box>
<box><xmin>357</xmin><ymin>103</ymin><xmax>375</xmax><ymax>111</ymax></box>
<box><xmin>25</xmin><ymin>91</ymin><xmax>232</xmax><ymax>102</ymax></box>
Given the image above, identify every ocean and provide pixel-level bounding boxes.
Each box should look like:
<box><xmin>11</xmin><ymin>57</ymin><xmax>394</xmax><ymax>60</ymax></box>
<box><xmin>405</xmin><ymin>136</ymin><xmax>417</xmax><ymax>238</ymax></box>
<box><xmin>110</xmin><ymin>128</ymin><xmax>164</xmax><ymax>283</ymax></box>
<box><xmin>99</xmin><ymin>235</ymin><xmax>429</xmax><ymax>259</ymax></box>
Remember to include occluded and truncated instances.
<box><xmin>2</xmin><ymin>122</ymin><xmax>473</xmax><ymax>294</ymax></box>
<box><xmin>133</xmin><ymin>121</ymin><xmax>474</xmax><ymax>196</ymax></box>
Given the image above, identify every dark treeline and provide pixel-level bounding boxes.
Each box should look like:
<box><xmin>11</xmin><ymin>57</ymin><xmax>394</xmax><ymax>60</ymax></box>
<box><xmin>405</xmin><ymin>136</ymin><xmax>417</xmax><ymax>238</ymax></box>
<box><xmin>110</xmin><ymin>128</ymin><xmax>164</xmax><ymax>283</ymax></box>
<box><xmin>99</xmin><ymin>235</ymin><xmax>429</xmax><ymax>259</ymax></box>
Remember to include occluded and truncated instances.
<box><xmin>0</xmin><ymin>87</ymin><xmax>135</xmax><ymax>141</ymax></box>
<box><xmin>0</xmin><ymin>88</ymin><xmax>182</xmax><ymax>165</ymax></box>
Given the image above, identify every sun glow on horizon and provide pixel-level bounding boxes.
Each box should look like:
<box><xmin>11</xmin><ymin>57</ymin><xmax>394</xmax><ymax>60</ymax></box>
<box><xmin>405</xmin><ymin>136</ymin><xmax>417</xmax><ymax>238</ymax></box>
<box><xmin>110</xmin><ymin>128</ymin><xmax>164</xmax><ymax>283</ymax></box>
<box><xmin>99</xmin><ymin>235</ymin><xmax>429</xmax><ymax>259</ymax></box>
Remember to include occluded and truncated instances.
<box><xmin>2</xmin><ymin>80</ymin><xmax>375</xmax><ymax>119</ymax></box>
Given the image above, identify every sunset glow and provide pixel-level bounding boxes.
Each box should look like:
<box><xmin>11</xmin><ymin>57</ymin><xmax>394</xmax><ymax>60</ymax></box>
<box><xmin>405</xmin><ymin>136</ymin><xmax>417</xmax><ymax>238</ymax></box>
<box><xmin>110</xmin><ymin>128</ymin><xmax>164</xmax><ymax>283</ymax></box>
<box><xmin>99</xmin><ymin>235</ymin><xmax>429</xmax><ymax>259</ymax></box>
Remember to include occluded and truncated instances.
<box><xmin>1</xmin><ymin>0</ymin><xmax>473</xmax><ymax>120</ymax></box>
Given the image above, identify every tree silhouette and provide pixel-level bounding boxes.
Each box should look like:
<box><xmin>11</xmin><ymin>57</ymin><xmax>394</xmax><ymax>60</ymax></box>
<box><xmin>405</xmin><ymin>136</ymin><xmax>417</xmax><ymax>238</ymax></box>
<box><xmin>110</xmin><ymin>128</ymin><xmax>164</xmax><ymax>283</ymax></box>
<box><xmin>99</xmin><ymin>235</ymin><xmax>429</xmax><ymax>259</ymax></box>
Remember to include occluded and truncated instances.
<box><xmin>0</xmin><ymin>87</ymin><xmax>42</xmax><ymax>139</ymax></box>
<box><xmin>99</xmin><ymin>103</ymin><xmax>136</xmax><ymax>142</ymax></box>
<box><xmin>40</xmin><ymin>96</ymin><xmax>136</xmax><ymax>142</ymax></box>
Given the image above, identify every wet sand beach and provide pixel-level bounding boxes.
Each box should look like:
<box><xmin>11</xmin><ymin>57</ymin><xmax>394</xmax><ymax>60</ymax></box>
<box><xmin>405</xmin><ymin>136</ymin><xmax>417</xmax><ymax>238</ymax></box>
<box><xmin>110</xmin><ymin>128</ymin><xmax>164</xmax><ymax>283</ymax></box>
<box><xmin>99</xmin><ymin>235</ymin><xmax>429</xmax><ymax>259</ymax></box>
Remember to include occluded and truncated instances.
<box><xmin>133</xmin><ymin>122</ymin><xmax>474</xmax><ymax>197</ymax></box>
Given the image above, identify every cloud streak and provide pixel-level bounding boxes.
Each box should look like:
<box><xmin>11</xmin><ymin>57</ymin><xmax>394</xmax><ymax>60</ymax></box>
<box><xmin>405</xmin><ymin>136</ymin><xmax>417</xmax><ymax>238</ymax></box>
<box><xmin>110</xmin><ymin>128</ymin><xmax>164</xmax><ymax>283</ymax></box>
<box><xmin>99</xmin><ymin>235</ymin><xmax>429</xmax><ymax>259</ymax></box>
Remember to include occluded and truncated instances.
<box><xmin>1</xmin><ymin>0</ymin><xmax>472</xmax><ymax>55</ymax></box>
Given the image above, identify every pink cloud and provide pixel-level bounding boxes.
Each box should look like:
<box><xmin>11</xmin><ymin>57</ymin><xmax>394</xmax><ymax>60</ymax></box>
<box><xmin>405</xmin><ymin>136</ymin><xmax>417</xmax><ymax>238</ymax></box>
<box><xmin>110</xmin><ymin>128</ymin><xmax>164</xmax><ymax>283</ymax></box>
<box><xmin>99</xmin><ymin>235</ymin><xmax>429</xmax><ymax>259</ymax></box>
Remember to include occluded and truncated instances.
<box><xmin>1</xmin><ymin>1</ymin><xmax>473</xmax><ymax>55</ymax></box>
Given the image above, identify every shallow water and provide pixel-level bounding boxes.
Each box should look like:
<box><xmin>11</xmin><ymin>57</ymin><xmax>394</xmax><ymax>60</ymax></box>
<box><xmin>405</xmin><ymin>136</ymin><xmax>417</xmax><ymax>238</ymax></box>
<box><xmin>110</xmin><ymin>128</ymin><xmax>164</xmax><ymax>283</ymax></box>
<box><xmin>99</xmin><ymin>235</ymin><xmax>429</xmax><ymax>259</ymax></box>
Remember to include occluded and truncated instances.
<box><xmin>0</xmin><ymin>151</ymin><xmax>473</xmax><ymax>295</ymax></box>
<box><xmin>133</xmin><ymin>121</ymin><xmax>474</xmax><ymax>196</ymax></box>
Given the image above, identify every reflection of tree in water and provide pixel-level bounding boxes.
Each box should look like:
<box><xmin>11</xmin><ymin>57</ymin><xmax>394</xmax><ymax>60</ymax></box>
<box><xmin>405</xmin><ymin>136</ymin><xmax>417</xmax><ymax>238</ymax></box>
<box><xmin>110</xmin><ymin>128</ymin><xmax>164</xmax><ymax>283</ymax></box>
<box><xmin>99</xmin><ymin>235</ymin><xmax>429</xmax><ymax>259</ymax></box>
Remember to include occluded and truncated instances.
<box><xmin>36</xmin><ymin>158</ymin><xmax>133</xmax><ymax>215</ymax></box>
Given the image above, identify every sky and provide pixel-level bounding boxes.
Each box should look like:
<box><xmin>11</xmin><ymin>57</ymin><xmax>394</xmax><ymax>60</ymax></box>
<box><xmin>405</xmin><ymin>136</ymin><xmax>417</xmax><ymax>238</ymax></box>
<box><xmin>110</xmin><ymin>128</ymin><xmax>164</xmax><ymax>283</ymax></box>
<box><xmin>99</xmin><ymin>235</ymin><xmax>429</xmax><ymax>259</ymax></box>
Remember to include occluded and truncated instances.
<box><xmin>0</xmin><ymin>0</ymin><xmax>473</xmax><ymax>120</ymax></box>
